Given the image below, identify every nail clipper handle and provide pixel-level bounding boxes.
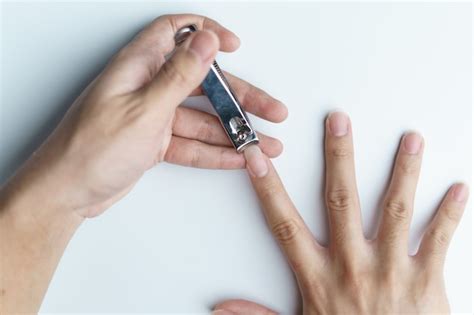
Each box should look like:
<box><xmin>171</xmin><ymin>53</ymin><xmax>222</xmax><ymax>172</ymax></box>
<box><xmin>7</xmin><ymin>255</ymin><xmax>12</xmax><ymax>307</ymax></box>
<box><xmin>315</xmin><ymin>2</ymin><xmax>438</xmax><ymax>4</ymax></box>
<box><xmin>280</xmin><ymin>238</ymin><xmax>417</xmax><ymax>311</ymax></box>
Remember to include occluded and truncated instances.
<box><xmin>174</xmin><ymin>24</ymin><xmax>259</xmax><ymax>152</ymax></box>
<box><xmin>201</xmin><ymin>62</ymin><xmax>259</xmax><ymax>152</ymax></box>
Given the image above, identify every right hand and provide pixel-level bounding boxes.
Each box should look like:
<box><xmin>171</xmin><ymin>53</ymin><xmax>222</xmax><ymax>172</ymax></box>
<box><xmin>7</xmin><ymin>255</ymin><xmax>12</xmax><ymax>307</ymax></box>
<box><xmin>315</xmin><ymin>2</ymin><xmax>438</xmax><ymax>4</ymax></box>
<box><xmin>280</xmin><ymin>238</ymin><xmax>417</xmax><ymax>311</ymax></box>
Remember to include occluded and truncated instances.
<box><xmin>2</xmin><ymin>14</ymin><xmax>287</xmax><ymax>219</ymax></box>
<box><xmin>215</xmin><ymin>111</ymin><xmax>468</xmax><ymax>314</ymax></box>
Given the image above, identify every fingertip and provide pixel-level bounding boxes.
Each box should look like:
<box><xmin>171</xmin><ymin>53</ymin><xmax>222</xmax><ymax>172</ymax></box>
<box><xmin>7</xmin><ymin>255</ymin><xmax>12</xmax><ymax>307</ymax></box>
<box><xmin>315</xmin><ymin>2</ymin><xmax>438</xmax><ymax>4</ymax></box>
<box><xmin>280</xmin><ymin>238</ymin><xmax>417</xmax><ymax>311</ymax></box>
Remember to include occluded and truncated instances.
<box><xmin>402</xmin><ymin>131</ymin><xmax>424</xmax><ymax>155</ymax></box>
<box><xmin>278</xmin><ymin>101</ymin><xmax>289</xmax><ymax>120</ymax></box>
<box><xmin>326</xmin><ymin>111</ymin><xmax>350</xmax><ymax>137</ymax></box>
<box><xmin>227</xmin><ymin>32</ymin><xmax>241</xmax><ymax>51</ymax></box>
<box><xmin>450</xmin><ymin>182</ymin><xmax>469</xmax><ymax>203</ymax></box>
<box><xmin>266</xmin><ymin>138</ymin><xmax>284</xmax><ymax>158</ymax></box>
<box><xmin>244</xmin><ymin>145</ymin><xmax>268</xmax><ymax>178</ymax></box>
<box><xmin>187</xmin><ymin>30</ymin><xmax>220</xmax><ymax>63</ymax></box>
<box><xmin>218</xmin><ymin>30</ymin><xmax>241</xmax><ymax>52</ymax></box>
<box><xmin>270</xmin><ymin>100</ymin><xmax>289</xmax><ymax>123</ymax></box>
<box><xmin>271</xmin><ymin>138</ymin><xmax>284</xmax><ymax>157</ymax></box>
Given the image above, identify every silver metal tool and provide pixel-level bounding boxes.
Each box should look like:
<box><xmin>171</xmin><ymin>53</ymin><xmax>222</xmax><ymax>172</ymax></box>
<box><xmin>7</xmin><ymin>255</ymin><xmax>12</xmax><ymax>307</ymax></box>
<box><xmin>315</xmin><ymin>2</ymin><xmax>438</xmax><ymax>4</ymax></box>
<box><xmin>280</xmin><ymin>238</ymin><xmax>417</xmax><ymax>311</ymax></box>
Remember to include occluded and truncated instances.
<box><xmin>174</xmin><ymin>25</ymin><xmax>259</xmax><ymax>152</ymax></box>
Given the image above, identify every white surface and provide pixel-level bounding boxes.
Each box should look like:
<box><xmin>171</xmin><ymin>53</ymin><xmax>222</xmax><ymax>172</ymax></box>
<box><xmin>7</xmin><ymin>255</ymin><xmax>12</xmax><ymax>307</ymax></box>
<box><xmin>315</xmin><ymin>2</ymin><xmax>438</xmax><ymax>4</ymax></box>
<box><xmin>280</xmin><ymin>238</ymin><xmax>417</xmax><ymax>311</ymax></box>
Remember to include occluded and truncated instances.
<box><xmin>1</xmin><ymin>1</ymin><xmax>472</xmax><ymax>313</ymax></box>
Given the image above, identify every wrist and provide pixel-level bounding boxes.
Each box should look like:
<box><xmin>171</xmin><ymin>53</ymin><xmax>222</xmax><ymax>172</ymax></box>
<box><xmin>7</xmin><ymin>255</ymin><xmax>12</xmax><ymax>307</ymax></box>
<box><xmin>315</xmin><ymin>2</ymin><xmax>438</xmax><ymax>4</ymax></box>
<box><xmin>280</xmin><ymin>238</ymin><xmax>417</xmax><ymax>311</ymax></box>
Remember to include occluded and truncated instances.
<box><xmin>0</xmin><ymin>153</ymin><xmax>83</xmax><ymax>314</ymax></box>
<box><xmin>0</xmin><ymin>157</ymin><xmax>84</xmax><ymax>236</ymax></box>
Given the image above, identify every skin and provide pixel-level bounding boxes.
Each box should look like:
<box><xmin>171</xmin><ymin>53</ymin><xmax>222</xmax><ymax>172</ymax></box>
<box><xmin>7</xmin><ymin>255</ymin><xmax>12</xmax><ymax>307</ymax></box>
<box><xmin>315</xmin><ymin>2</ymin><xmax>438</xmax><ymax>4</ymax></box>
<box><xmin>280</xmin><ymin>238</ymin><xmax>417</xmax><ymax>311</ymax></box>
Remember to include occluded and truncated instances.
<box><xmin>214</xmin><ymin>112</ymin><xmax>469</xmax><ymax>314</ymax></box>
<box><xmin>0</xmin><ymin>14</ymin><xmax>287</xmax><ymax>313</ymax></box>
<box><xmin>0</xmin><ymin>14</ymin><xmax>468</xmax><ymax>315</ymax></box>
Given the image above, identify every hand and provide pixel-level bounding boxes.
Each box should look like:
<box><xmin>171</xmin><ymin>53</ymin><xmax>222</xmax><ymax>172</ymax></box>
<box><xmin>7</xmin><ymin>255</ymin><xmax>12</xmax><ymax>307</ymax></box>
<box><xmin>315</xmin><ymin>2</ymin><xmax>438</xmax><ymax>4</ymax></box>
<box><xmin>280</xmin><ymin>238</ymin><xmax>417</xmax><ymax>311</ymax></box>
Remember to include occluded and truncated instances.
<box><xmin>214</xmin><ymin>112</ymin><xmax>469</xmax><ymax>314</ymax></box>
<box><xmin>4</xmin><ymin>14</ymin><xmax>287</xmax><ymax>218</ymax></box>
<box><xmin>0</xmin><ymin>14</ymin><xmax>287</xmax><ymax>313</ymax></box>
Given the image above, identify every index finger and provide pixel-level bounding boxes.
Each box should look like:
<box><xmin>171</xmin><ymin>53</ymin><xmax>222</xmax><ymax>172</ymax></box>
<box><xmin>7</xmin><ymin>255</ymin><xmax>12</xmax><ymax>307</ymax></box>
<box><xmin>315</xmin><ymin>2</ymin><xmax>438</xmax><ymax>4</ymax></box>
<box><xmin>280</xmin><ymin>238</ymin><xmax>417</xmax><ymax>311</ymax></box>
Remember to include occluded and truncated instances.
<box><xmin>124</xmin><ymin>14</ymin><xmax>240</xmax><ymax>60</ymax></box>
<box><xmin>246</xmin><ymin>155</ymin><xmax>324</xmax><ymax>277</ymax></box>
<box><xmin>190</xmin><ymin>71</ymin><xmax>288</xmax><ymax>123</ymax></box>
<box><xmin>103</xmin><ymin>14</ymin><xmax>240</xmax><ymax>92</ymax></box>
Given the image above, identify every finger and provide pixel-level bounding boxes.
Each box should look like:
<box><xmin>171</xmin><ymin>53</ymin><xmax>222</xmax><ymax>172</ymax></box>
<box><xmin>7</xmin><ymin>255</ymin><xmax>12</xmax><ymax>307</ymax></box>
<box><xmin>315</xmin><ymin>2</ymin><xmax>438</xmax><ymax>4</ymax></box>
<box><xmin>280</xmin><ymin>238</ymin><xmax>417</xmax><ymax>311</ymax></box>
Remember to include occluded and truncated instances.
<box><xmin>172</xmin><ymin>107</ymin><xmax>283</xmax><ymax>157</ymax></box>
<box><xmin>324</xmin><ymin>112</ymin><xmax>363</xmax><ymax>255</ymax></box>
<box><xmin>417</xmin><ymin>183</ymin><xmax>468</xmax><ymax>269</ymax></box>
<box><xmin>244</xmin><ymin>145</ymin><xmax>269</xmax><ymax>178</ymax></box>
<box><xmin>102</xmin><ymin>15</ymin><xmax>239</xmax><ymax>94</ymax></box>
<box><xmin>378</xmin><ymin>132</ymin><xmax>424</xmax><ymax>257</ymax></box>
<box><xmin>246</xmin><ymin>154</ymin><xmax>323</xmax><ymax>277</ymax></box>
<box><xmin>213</xmin><ymin>299</ymin><xmax>277</xmax><ymax>315</ymax></box>
<box><xmin>126</xmin><ymin>14</ymin><xmax>240</xmax><ymax>57</ymax></box>
<box><xmin>190</xmin><ymin>71</ymin><xmax>288</xmax><ymax>123</ymax></box>
<box><xmin>163</xmin><ymin>136</ymin><xmax>245</xmax><ymax>169</ymax></box>
<box><xmin>143</xmin><ymin>30</ymin><xmax>218</xmax><ymax>121</ymax></box>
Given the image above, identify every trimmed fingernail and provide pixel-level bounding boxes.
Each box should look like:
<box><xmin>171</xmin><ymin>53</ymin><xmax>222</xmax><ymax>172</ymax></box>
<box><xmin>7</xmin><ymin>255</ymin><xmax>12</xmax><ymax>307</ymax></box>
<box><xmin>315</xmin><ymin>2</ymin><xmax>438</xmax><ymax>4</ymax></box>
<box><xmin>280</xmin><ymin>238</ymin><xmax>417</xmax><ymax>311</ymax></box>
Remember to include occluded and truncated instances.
<box><xmin>403</xmin><ymin>132</ymin><xmax>423</xmax><ymax>155</ymax></box>
<box><xmin>452</xmin><ymin>183</ymin><xmax>469</xmax><ymax>203</ymax></box>
<box><xmin>279</xmin><ymin>101</ymin><xmax>289</xmax><ymax>120</ymax></box>
<box><xmin>188</xmin><ymin>31</ymin><xmax>218</xmax><ymax>62</ymax></box>
<box><xmin>232</xmin><ymin>32</ymin><xmax>241</xmax><ymax>47</ymax></box>
<box><xmin>212</xmin><ymin>310</ymin><xmax>236</xmax><ymax>315</ymax></box>
<box><xmin>328</xmin><ymin>111</ymin><xmax>349</xmax><ymax>137</ymax></box>
<box><xmin>244</xmin><ymin>145</ymin><xmax>268</xmax><ymax>178</ymax></box>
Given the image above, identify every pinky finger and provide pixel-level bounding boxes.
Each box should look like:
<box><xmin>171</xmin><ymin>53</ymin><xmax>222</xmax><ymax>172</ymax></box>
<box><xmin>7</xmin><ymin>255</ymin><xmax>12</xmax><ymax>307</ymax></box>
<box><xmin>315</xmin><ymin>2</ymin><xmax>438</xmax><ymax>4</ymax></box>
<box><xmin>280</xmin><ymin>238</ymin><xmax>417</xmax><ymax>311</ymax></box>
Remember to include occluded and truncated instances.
<box><xmin>417</xmin><ymin>183</ymin><xmax>469</xmax><ymax>268</ymax></box>
<box><xmin>164</xmin><ymin>136</ymin><xmax>245</xmax><ymax>169</ymax></box>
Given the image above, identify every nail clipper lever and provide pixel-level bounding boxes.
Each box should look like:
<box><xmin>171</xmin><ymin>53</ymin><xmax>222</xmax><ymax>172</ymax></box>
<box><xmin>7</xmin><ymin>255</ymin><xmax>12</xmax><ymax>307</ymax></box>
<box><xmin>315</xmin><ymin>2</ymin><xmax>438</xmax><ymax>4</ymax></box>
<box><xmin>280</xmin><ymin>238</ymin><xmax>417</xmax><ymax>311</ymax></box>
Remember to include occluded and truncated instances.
<box><xmin>174</xmin><ymin>25</ymin><xmax>259</xmax><ymax>152</ymax></box>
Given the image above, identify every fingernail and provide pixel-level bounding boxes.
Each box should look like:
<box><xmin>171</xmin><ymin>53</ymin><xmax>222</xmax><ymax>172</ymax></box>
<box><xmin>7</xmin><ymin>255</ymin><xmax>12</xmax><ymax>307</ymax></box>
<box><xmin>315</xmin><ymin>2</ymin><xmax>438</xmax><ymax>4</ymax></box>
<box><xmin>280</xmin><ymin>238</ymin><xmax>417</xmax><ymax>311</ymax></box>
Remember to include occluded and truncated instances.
<box><xmin>279</xmin><ymin>101</ymin><xmax>289</xmax><ymax>120</ymax></box>
<box><xmin>328</xmin><ymin>111</ymin><xmax>349</xmax><ymax>137</ymax></box>
<box><xmin>212</xmin><ymin>310</ymin><xmax>236</xmax><ymax>315</ymax></box>
<box><xmin>403</xmin><ymin>132</ymin><xmax>423</xmax><ymax>155</ymax></box>
<box><xmin>452</xmin><ymin>183</ymin><xmax>469</xmax><ymax>203</ymax></box>
<box><xmin>232</xmin><ymin>32</ymin><xmax>241</xmax><ymax>47</ymax></box>
<box><xmin>243</xmin><ymin>145</ymin><xmax>268</xmax><ymax>178</ymax></box>
<box><xmin>188</xmin><ymin>31</ymin><xmax>218</xmax><ymax>62</ymax></box>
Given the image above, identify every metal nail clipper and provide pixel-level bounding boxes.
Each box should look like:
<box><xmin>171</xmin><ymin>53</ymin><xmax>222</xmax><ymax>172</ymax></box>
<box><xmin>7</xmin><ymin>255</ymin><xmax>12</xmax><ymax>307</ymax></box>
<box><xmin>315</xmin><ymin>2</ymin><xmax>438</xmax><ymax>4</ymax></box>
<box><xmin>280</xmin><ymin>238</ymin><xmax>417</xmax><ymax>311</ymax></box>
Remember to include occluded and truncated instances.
<box><xmin>174</xmin><ymin>25</ymin><xmax>259</xmax><ymax>152</ymax></box>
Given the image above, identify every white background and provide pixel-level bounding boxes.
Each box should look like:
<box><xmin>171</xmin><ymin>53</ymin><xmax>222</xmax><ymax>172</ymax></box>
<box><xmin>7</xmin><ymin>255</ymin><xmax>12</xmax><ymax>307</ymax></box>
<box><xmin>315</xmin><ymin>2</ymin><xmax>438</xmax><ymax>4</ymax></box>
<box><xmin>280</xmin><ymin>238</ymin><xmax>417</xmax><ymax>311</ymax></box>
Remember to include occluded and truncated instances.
<box><xmin>1</xmin><ymin>1</ymin><xmax>472</xmax><ymax>314</ymax></box>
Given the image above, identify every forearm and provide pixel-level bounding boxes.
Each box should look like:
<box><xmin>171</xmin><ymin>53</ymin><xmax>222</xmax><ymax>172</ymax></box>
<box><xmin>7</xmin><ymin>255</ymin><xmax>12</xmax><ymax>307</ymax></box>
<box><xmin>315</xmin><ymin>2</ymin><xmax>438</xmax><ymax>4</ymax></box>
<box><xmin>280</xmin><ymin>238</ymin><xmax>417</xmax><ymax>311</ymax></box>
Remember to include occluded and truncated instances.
<box><xmin>0</xmin><ymin>167</ymin><xmax>83</xmax><ymax>313</ymax></box>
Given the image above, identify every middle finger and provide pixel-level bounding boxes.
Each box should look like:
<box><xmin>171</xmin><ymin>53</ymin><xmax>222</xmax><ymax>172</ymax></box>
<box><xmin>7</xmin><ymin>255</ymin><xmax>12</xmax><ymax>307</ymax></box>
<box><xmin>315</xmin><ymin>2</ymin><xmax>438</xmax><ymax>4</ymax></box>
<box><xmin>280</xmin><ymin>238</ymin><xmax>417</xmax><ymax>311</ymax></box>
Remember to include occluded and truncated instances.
<box><xmin>190</xmin><ymin>71</ymin><xmax>288</xmax><ymax>123</ymax></box>
<box><xmin>172</xmin><ymin>107</ymin><xmax>283</xmax><ymax>158</ymax></box>
<box><xmin>324</xmin><ymin>112</ymin><xmax>364</xmax><ymax>257</ymax></box>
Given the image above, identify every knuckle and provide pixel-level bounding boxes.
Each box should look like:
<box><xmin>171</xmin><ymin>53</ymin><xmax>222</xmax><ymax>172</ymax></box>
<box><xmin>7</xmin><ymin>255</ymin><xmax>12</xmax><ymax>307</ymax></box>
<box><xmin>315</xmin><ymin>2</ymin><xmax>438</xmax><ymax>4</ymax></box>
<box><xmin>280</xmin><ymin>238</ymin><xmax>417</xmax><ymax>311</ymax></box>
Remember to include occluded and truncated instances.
<box><xmin>381</xmin><ymin>227</ymin><xmax>403</xmax><ymax>245</ymax></box>
<box><xmin>271</xmin><ymin>219</ymin><xmax>300</xmax><ymax>244</ymax></box>
<box><xmin>330</xmin><ymin>147</ymin><xmax>353</xmax><ymax>159</ymax></box>
<box><xmin>340</xmin><ymin>260</ymin><xmax>366</xmax><ymax>293</ymax></box>
<box><xmin>384</xmin><ymin>198</ymin><xmax>410</xmax><ymax>221</ymax></box>
<box><xmin>124</xmin><ymin>99</ymin><xmax>148</xmax><ymax>122</ymax></box>
<box><xmin>428</xmin><ymin>228</ymin><xmax>450</xmax><ymax>248</ymax></box>
<box><xmin>346</xmin><ymin>274</ymin><xmax>365</xmax><ymax>295</ymax></box>
<box><xmin>380</xmin><ymin>268</ymin><xmax>398</xmax><ymax>286</ymax></box>
<box><xmin>153</xmin><ymin>14</ymin><xmax>174</xmax><ymax>28</ymax></box>
<box><xmin>442</xmin><ymin>207</ymin><xmax>462</xmax><ymax>224</ymax></box>
<box><xmin>300</xmin><ymin>276</ymin><xmax>326</xmax><ymax>302</ymax></box>
<box><xmin>258</xmin><ymin>181</ymin><xmax>282</xmax><ymax>203</ymax></box>
<box><xmin>216</xmin><ymin>147</ymin><xmax>241</xmax><ymax>169</ymax></box>
<box><xmin>327</xmin><ymin>188</ymin><xmax>353</xmax><ymax>213</ymax></box>
<box><xmin>160</xmin><ymin>59</ymin><xmax>191</xmax><ymax>87</ymax></box>
<box><xmin>189</xmin><ymin>142</ymin><xmax>202</xmax><ymax>168</ymax></box>
<box><xmin>197</xmin><ymin>117</ymin><xmax>215</xmax><ymax>142</ymax></box>
<box><xmin>158</xmin><ymin>14</ymin><xmax>172</xmax><ymax>21</ymax></box>
<box><xmin>217</xmin><ymin>147</ymin><xmax>225</xmax><ymax>169</ymax></box>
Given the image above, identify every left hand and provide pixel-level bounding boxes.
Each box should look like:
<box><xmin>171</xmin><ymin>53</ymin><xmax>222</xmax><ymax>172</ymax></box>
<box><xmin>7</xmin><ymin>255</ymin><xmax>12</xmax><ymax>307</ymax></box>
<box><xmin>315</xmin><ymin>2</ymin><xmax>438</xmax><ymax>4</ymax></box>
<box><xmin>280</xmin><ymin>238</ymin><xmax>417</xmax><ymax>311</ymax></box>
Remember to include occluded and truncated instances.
<box><xmin>214</xmin><ymin>112</ymin><xmax>468</xmax><ymax>315</ymax></box>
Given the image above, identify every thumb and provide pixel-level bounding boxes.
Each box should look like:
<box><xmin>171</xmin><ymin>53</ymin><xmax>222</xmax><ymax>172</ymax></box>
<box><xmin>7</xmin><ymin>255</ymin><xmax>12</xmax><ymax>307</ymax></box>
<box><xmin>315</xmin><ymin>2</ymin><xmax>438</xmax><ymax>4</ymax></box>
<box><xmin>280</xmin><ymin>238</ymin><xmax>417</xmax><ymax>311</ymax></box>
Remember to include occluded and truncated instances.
<box><xmin>144</xmin><ymin>30</ymin><xmax>219</xmax><ymax>115</ymax></box>
<box><xmin>212</xmin><ymin>299</ymin><xmax>278</xmax><ymax>315</ymax></box>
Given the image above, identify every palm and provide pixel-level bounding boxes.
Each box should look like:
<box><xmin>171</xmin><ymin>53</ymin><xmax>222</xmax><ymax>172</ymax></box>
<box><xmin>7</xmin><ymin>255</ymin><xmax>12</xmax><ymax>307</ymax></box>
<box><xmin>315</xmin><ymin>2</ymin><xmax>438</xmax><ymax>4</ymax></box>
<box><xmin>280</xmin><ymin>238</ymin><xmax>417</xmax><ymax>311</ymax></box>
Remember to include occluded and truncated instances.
<box><xmin>70</xmin><ymin>15</ymin><xmax>287</xmax><ymax>217</ymax></box>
